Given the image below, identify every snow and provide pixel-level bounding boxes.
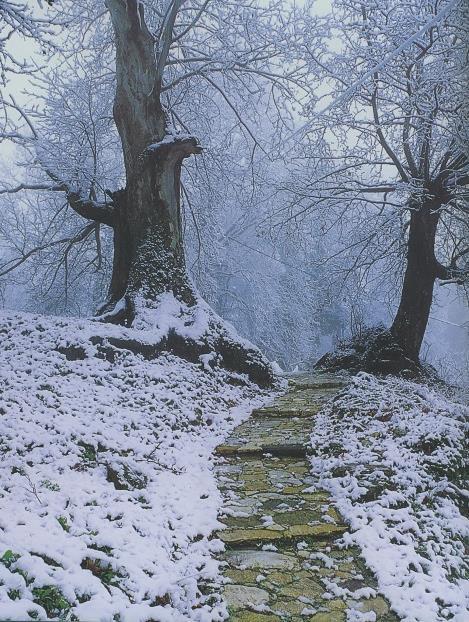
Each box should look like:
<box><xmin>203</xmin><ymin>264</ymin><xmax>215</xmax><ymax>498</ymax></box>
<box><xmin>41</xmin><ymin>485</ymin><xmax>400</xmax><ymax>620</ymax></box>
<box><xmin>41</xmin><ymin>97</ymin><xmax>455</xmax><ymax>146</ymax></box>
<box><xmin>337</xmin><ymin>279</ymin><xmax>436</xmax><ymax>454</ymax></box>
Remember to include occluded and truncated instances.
<box><xmin>129</xmin><ymin>292</ymin><xmax>261</xmax><ymax>356</ymax></box>
<box><xmin>270</xmin><ymin>362</ymin><xmax>285</xmax><ymax>375</ymax></box>
<box><xmin>143</xmin><ymin>134</ymin><xmax>201</xmax><ymax>158</ymax></box>
<box><xmin>309</xmin><ymin>372</ymin><xmax>469</xmax><ymax>622</ymax></box>
<box><xmin>0</xmin><ymin>310</ymin><xmax>274</xmax><ymax>621</ymax></box>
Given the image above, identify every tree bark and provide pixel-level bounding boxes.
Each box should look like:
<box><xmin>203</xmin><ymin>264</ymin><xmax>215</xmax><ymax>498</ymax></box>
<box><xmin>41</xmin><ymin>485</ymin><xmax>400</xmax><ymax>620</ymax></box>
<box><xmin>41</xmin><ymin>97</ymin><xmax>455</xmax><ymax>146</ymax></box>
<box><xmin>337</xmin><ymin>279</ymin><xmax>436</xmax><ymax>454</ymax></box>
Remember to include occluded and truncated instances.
<box><xmin>96</xmin><ymin>1</ymin><xmax>274</xmax><ymax>386</ymax></box>
<box><xmin>100</xmin><ymin>0</ymin><xmax>201</xmax><ymax>324</ymax></box>
<box><xmin>390</xmin><ymin>197</ymin><xmax>441</xmax><ymax>361</ymax></box>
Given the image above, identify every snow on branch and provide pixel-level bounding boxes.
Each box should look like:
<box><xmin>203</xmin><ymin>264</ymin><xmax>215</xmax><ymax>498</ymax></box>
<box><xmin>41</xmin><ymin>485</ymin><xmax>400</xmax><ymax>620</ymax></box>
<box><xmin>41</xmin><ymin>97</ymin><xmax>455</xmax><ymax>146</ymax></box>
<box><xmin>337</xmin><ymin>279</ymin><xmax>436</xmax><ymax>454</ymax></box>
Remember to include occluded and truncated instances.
<box><xmin>267</xmin><ymin>0</ymin><xmax>463</xmax><ymax>162</ymax></box>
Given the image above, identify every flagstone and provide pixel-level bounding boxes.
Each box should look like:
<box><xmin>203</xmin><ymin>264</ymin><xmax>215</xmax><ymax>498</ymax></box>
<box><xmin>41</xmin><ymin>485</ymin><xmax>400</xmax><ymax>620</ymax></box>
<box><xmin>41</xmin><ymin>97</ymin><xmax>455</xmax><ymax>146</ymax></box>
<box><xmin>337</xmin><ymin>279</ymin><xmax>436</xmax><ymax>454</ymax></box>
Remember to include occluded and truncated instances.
<box><xmin>214</xmin><ymin>373</ymin><xmax>397</xmax><ymax>621</ymax></box>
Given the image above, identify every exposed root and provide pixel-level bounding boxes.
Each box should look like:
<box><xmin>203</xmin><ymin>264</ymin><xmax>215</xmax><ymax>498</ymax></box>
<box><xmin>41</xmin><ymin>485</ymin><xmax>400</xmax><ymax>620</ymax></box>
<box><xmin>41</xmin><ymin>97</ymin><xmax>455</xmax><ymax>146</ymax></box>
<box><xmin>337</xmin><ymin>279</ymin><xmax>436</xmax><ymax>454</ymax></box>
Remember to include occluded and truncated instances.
<box><xmin>85</xmin><ymin>328</ymin><xmax>274</xmax><ymax>387</ymax></box>
<box><xmin>94</xmin><ymin>295</ymin><xmax>134</xmax><ymax>326</ymax></box>
<box><xmin>314</xmin><ymin>326</ymin><xmax>437</xmax><ymax>379</ymax></box>
<box><xmin>90</xmin><ymin>293</ymin><xmax>276</xmax><ymax>387</ymax></box>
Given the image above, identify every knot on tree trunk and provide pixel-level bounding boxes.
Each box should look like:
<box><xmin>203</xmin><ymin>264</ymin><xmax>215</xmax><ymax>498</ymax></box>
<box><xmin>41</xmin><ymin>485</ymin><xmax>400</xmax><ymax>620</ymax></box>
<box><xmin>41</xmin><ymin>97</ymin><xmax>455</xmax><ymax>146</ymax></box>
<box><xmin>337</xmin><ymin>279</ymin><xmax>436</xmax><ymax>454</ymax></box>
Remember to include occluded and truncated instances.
<box><xmin>139</xmin><ymin>135</ymin><xmax>203</xmax><ymax>169</ymax></box>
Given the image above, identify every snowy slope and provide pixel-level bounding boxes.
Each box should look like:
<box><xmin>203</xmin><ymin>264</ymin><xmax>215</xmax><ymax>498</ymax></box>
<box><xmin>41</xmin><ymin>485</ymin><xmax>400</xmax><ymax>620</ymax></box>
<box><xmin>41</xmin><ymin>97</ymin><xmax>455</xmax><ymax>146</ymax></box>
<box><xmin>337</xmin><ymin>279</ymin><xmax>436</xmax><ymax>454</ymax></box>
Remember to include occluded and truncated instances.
<box><xmin>310</xmin><ymin>373</ymin><xmax>468</xmax><ymax>622</ymax></box>
<box><xmin>0</xmin><ymin>311</ymin><xmax>274</xmax><ymax>621</ymax></box>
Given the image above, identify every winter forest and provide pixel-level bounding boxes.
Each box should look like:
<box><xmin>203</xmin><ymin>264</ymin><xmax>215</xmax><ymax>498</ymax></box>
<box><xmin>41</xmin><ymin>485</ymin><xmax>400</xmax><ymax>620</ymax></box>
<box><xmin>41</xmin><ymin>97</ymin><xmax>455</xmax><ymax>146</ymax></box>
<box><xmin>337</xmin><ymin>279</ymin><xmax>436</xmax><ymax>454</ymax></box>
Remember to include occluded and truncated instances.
<box><xmin>0</xmin><ymin>1</ymin><xmax>468</xmax><ymax>621</ymax></box>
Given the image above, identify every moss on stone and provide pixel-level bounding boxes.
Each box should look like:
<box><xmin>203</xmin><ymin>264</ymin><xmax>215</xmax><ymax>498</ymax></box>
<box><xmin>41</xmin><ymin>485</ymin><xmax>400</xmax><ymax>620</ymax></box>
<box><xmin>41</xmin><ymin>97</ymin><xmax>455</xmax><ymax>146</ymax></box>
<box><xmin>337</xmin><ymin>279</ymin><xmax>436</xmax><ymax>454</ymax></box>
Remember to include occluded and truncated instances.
<box><xmin>308</xmin><ymin>611</ymin><xmax>346</xmax><ymax>622</ymax></box>
<box><xmin>224</xmin><ymin>569</ymin><xmax>260</xmax><ymax>585</ymax></box>
<box><xmin>231</xmin><ymin>612</ymin><xmax>282</xmax><ymax>622</ymax></box>
<box><xmin>216</xmin><ymin>373</ymin><xmax>396</xmax><ymax>622</ymax></box>
<box><xmin>278</xmin><ymin>576</ymin><xmax>323</xmax><ymax>599</ymax></box>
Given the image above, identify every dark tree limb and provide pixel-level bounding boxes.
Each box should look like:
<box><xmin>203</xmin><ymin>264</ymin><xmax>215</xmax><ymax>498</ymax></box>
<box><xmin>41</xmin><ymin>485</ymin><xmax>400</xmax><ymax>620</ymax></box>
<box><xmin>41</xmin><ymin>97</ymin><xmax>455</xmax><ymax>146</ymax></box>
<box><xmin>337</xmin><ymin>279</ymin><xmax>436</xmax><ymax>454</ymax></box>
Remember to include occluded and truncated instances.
<box><xmin>65</xmin><ymin>191</ymin><xmax>115</xmax><ymax>226</ymax></box>
<box><xmin>44</xmin><ymin>171</ymin><xmax>116</xmax><ymax>226</ymax></box>
<box><xmin>434</xmin><ymin>257</ymin><xmax>469</xmax><ymax>284</ymax></box>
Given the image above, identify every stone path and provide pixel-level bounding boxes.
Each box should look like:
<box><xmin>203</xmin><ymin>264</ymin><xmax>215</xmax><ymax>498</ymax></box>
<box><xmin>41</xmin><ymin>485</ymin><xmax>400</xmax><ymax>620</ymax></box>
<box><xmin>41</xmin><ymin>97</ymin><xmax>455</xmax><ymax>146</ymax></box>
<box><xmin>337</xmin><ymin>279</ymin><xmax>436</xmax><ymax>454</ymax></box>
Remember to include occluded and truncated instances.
<box><xmin>214</xmin><ymin>373</ymin><xmax>398</xmax><ymax>622</ymax></box>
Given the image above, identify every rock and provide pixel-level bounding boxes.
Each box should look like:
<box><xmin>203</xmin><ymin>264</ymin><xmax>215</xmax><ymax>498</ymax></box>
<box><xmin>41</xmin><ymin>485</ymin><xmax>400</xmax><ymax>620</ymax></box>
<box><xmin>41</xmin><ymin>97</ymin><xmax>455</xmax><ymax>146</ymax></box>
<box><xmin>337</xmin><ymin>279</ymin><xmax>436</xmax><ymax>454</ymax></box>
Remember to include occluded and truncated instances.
<box><xmin>220</xmin><ymin>528</ymin><xmax>285</xmax><ymax>544</ymax></box>
<box><xmin>231</xmin><ymin>613</ymin><xmax>281</xmax><ymax>622</ymax></box>
<box><xmin>278</xmin><ymin>577</ymin><xmax>323</xmax><ymax>599</ymax></box>
<box><xmin>223</xmin><ymin>584</ymin><xmax>270</xmax><ymax>610</ymax></box>
<box><xmin>283</xmin><ymin>523</ymin><xmax>346</xmax><ymax>539</ymax></box>
<box><xmin>220</xmin><ymin>521</ymin><xmax>346</xmax><ymax>545</ymax></box>
<box><xmin>274</xmin><ymin>509</ymin><xmax>323</xmax><ymax>526</ymax></box>
<box><xmin>266</xmin><ymin>570</ymin><xmax>295</xmax><ymax>585</ymax></box>
<box><xmin>274</xmin><ymin>598</ymin><xmax>310</xmax><ymax>616</ymax></box>
<box><xmin>225</xmin><ymin>569</ymin><xmax>260</xmax><ymax>585</ymax></box>
<box><xmin>328</xmin><ymin>599</ymin><xmax>347</xmax><ymax>611</ymax></box>
<box><xmin>353</xmin><ymin>596</ymin><xmax>389</xmax><ymax>616</ymax></box>
<box><xmin>224</xmin><ymin>550</ymin><xmax>299</xmax><ymax>570</ymax></box>
<box><xmin>309</xmin><ymin>611</ymin><xmax>346</xmax><ymax>622</ymax></box>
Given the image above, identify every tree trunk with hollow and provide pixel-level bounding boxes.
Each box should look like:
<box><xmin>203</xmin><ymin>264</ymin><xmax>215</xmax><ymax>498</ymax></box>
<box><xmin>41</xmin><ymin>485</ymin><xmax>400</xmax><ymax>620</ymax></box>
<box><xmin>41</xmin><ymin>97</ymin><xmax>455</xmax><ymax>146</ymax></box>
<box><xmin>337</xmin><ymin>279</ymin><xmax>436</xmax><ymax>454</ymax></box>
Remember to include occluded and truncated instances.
<box><xmin>96</xmin><ymin>0</ymin><xmax>273</xmax><ymax>386</ymax></box>
<box><xmin>98</xmin><ymin>0</ymin><xmax>200</xmax><ymax>325</ymax></box>
<box><xmin>390</xmin><ymin>197</ymin><xmax>441</xmax><ymax>361</ymax></box>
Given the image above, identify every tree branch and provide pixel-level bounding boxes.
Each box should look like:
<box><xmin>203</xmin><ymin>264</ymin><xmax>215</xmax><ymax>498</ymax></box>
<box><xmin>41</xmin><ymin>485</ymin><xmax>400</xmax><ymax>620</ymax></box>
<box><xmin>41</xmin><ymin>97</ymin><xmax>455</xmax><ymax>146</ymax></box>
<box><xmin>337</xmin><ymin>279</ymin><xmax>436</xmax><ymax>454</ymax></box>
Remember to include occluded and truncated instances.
<box><xmin>0</xmin><ymin>224</ymin><xmax>96</xmax><ymax>278</ymax></box>
<box><xmin>45</xmin><ymin>171</ymin><xmax>116</xmax><ymax>226</ymax></box>
<box><xmin>156</xmin><ymin>0</ymin><xmax>185</xmax><ymax>88</ymax></box>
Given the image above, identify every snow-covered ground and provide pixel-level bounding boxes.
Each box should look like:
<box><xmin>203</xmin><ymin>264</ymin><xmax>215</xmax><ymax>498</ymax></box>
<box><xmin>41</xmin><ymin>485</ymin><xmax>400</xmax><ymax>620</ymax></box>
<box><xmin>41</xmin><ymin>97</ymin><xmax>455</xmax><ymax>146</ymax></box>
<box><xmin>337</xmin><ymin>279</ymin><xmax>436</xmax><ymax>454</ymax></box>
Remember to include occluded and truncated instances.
<box><xmin>0</xmin><ymin>311</ymin><xmax>274</xmax><ymax>621</ymax></box>
<box><xmin>310</xmin><ymin>372</ymin><xmax>469</xmax><ymax>622</ymax></box>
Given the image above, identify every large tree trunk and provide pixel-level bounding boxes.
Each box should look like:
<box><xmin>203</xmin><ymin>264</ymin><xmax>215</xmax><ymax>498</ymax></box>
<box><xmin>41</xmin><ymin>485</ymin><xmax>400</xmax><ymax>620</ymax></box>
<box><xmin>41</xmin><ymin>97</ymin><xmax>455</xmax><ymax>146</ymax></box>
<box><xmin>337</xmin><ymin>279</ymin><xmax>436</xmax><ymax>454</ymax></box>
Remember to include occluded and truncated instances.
<box><xmin>390</xmin><ymin>197</ymin><xmax>441</xmax><ymax>361</ymax></box>
<box><xmin>99</xmin><ymin>0</ymin><xmax>200</xmax><ymax>324</ymax></box>
<box><xmin>101</xmin><ymin>137</ymin><xmax>201</xmax><ymax>324</ymax></box>
<box><xmin>97</xmin><ymin>1</ymin><xmax>273</xmax><ymax>386</ymax></box>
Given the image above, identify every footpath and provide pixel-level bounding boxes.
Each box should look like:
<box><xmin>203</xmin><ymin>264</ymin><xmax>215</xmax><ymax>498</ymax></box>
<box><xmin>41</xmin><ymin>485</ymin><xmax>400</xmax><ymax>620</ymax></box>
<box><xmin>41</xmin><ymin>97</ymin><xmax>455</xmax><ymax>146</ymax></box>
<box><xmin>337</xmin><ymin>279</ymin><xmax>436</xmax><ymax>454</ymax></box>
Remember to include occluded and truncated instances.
<box><xmin>214</xmin><ymin>373</ymin><xmax>397</xmax><ymax>622</ymax></box>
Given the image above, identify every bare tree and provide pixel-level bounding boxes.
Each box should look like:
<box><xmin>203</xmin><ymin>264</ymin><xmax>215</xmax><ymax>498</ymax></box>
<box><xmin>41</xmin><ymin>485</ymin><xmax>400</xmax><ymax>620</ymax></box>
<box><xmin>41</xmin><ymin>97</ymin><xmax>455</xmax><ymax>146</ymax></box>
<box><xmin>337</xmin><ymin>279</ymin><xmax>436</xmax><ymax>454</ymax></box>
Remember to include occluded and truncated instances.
<box><xmin>278</xmin><ymin>0</ymin><xmax>468</xmax><ymax>362</ymax></box>
<box><xmin>0</xmin><ymin>0</ymin><xmax>60</xmax><ymax>142</ymax></box>
<box><xmin>0</xmin><ymin>0</ymin><xmax>314</xmax><ymax>382</ymax></box>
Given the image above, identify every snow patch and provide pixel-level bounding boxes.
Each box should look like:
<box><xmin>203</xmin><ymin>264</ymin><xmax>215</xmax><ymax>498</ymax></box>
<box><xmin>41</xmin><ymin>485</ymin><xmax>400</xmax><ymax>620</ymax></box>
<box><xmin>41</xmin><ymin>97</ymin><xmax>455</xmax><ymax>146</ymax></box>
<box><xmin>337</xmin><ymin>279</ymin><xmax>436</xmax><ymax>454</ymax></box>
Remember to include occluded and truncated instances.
<box><xmin>0</xmin><ymin>310</ymin><xmax>274</xmax><ymax>620</ymax></box>
<box><xmin>309</xmin><ymin>372</ymin><xmax>468</xmax><ymax>622</ymax></box>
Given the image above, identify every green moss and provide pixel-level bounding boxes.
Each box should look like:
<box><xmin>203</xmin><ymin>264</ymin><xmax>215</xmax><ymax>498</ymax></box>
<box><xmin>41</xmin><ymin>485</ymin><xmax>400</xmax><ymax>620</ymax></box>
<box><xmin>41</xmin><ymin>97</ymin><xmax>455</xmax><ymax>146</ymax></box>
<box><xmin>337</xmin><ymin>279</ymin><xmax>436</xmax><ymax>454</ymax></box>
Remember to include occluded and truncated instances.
<box><xmin>231</xmin><ymin>612</ymin><xmax>281</xmax><ymax>622</ymax></box>
<box><xmin>57</xmin><ymin>515</ymin><xmax>70</xmax><ymax>532</ymax></box>
<box><xmin>0</xmin><ymin>549</ymin><xmax>19</xmax><ymax>568</ymax></box>
<box><xmin>41</xmin><ymin>479</ymin><xmax>60</xmax><ymax>491</ymax></box>
<box><xmin>225</xmin><ymin>568</ymin><xmax>261</xmax><ymax>585</ymax></box>
<box><xmin>78</xmin><ymin>441</ymin><xmax>97</xmax><ymax>463</ymax></box>
<box><xmin>32</xmin><ymin>585</ymin><xmax>71</xmax><ymax>618</ymax></box>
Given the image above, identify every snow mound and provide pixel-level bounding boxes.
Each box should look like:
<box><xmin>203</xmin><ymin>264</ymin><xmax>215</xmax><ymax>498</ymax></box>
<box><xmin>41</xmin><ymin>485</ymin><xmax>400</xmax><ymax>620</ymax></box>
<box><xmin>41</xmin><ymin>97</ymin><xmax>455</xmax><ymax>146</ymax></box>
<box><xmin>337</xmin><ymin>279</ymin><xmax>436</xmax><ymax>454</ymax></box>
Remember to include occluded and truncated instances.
<box><xmin>314</xmin><ymin>326</ymin><xmax>428</xmax><ymax>377</ymax></box>
<box><xmin>310</xmin><ymin>372</ymin><xmax>468</xmax><ymax>622</ymax></box>
<box><xmin>96</xmin><ymin>292</ymin><xmax>274</xmax><ymax>388</ymax></box>
<box><xmin>0</xmin><ymin>311</ymin><xmax>274</xmax><ymax>621</ymax></box>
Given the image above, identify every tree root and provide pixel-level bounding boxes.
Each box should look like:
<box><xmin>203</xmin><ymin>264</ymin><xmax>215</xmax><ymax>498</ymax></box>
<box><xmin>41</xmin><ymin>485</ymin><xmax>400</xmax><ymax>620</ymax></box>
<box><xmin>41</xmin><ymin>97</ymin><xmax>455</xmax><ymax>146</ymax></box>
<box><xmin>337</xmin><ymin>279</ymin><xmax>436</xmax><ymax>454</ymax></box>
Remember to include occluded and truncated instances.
<box><xmin>59</xmin><ymin>326</ymin><xmax>274</xmax><ymax>387</ymax></box>
<box><xmin>314</xmin><ymin>326</ymin><xmax>437</xmax><ymax>379</ymax></box>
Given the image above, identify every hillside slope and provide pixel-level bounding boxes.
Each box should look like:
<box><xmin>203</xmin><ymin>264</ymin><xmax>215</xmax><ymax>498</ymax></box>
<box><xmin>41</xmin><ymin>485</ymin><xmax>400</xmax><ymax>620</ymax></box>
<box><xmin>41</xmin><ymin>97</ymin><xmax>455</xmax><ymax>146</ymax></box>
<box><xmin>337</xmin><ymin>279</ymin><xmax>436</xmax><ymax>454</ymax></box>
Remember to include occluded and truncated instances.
<box><xmin>0</xmin><ymin>311</ymin><xmax>275</xmax><ymax>621</ymax></box>
<box><xmin>310</xmin><ymin>373</ymin><xmax>468</xmax><ymax>622</ymax></box>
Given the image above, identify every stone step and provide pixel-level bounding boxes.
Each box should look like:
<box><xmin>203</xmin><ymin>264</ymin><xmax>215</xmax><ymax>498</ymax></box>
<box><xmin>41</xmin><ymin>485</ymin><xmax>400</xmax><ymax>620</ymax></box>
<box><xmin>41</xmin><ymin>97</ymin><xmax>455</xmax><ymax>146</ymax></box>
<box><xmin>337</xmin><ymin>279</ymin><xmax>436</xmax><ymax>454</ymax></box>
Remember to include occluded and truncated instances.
<box><xmin>252</xmin><ymin>403</ymin><xmax>323</xmax><ymax>419</ymax></box>
<box><xmin>252</xmin><ymin>385</ymin><xmax>343</xmax><ymax>420</ymax></box>
<box><xmin>216</xmin><ymin>442</ymin><xmax>307</xmax><ymax>457</ymax></box>
<box><xmin>220</xmin><ymin>542</ymin><xmax>396</xmax><ymax>621</ymax></box>
<box><xmin>214</xmin><ymin>374</ymin><xmax>397</xmax><ymax>622</ymax></box>
<box><xmin>217</xmin><ymin>456</ymin><xmax>346</xmax><ymax>549</ymax></box>
<box><xmin>215</xmin><ymin>417</ymin><xmax>313</xmax><ymax>457</ymax></box>
<box><xmin>288</xmin><ymin>372</ymin><xmax>348</xmax><ymax>391</ymax></box>
<box><xmin>219</xmin><ymin>522</ymin><xmax>347</xmax><ymax>547</ymax></box>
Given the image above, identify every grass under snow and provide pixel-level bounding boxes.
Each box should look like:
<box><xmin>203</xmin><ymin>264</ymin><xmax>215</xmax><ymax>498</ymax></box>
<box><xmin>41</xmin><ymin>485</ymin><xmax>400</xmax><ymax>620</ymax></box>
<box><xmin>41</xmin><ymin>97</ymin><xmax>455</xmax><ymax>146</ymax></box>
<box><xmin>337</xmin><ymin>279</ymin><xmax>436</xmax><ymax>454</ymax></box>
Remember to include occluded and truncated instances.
<box><xmin>0</xmin><ymin>311</ymin><xmax>272</xmax><ymax>622</ymax></box>
<box><xmin>310</xmin><ymin>372</ymin><xmax>468</xmax><ymax>622</ymax></box>
<box><xmin>1</xmin><ymin>310</ymin><xmax>467</xmax><ymax>622</ymax></box>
